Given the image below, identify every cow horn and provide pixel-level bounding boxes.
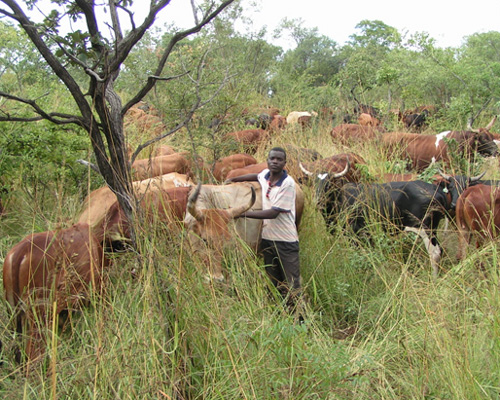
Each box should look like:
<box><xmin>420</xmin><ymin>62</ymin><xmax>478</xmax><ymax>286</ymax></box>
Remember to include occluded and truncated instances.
<box><xmin>187</xmin><ymin>182</ymin><xmax>203</xmax><ymax>221</ymax></box>
<box><xmin>438</xmin><ymin>170</ymin><xmax>452</xmax><ymax>181</ymax></box>
<box><xmin>331</xmin><ymin>158</ymin><xmax>350</xmax><ymax>178</ymax></box>
<box><xmin>227</xmin><ymin>185</ymin><xmax>256</xmax><ymax>218</ymax></box>
<box><xmin>299</xmin><ymin>162</ymin><xmax>313</xmax><ymax>176</ymax></box>
<box><xmin>470</xmin><ymin>171</ymin><xmax>486</xmax><ymax>182</ymax></box>
<box><xmin>485</xmin><ymin>115</ymin><xmax>497</xmax><ymax>130</ymax></box>
<box><xmin>466</xmin><ymin>118</ymin><xmax>480</xmax><ymax>133</ymax></box>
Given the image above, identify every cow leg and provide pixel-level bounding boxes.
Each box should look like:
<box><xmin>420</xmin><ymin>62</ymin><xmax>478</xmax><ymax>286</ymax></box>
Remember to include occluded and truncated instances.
<box><xmin>208</xmin><ymin>251</ymin><xmax>225</xmax><ymax>282</ymax></box>
<box><xmin>404</xmin><ymin>227</ymin><xmax>441</xmax><ymax>278</ymax></box>
<box><xmin>456</xmin><ymin>229</ymin><xmax>471</xmax><ymax>260</ymax></box>
<box><xmin>24</xmin><ymin>305</ymin><xmax>48</xmax><ymax>365</ymax></box>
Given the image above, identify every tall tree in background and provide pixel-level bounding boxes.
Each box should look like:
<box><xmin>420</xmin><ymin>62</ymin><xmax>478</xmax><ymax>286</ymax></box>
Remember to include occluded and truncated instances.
<box><xmin>0</xmin><ymin>0</ymin><xmax>235</xmax><ymax>248</ymax></box>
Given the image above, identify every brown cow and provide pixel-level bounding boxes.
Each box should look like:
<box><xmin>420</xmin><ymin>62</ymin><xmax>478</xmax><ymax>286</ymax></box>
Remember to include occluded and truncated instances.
<box><xmin>225</xmin><ymin>162</ymin><xmax>267</xmax><ymax>181</ymax></box>
<box><xmin>77</xmin><ymin>173</ymin><xmax>194</xmax><ymax>244</ymax></box>
<box><xmin>184</xmin><ymin>182</ymin><xmax>305</xmax><ymax>281</ymax></box>
<box><xmin>382</xmin><ymin>130</ymin><xmax>498</xmax><ymax>171</ymax></box>
<box><xmin>224</xmin><ymin>145</ymin><xmax>321</xmax><ymax>181</ymax></box>
<box><xmin>185</xmin><ymin>182</ymin><xmax>257</xmax><ymax>280</ymax></box>
<box><xmin>224</xmin><ymin>129</ymin><xmax>269</xmax><ymax>154</ymax></box>
<box><xmin>3</xmin><ymin>223</ymin><xmax>107</xmax><ymax>362</ymax></box>
<box><xmin>131</xmin><ymin>153</ymin><xmax>192</xmax><ymax>181</ymax></box>
<box><xmin>455</xmin><ymin>184</ymin><xmax>500</xmax><ymax>260</ymax></box>
<box><xmin>268</xmin><ymin>114</ymin><xmax>287</xmax><ymax>133</ymax></box>
<box><xmin>209</xmin><ymin>154</ymin><xmax>258</xmax><ymax>182</ymax></box>
<box><xmin>103</xmin><ymin>186</ymin><xmax>193</xmax><ymax>246</ymax></box>
<box><xmin>330</xmin><ymin>123</ymin><xmax>384</xmax><ymax>145</ymax></box>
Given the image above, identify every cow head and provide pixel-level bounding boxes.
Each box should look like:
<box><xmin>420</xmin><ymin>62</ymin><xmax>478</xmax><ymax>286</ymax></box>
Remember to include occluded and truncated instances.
<box><xmin>299</xmin><ymin>160</ymin><xmax>350</xmax><ymax>205</ymax></box>
<box><xmin>465</xmin><ymin>118</ymin><xmax>499</xmax><ymax>157</ymax></box>
<box><xmin>186</xmin><ymin>182</ymin><xmax>256</xmax><ymax>281</ymax></box>
<box><xmin>438</xmin><ymin>170</ymin><xmax>486</xmax><ymax>210</ymax></box>
<box><xmin>474</xmin><ymin>132</ymin><xmax>499</xmax><ymax>157</ymax></box>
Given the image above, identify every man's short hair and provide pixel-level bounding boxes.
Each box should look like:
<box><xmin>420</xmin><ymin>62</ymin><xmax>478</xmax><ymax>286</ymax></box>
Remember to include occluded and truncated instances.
<box><xmin>268</xmin><ymin>147</ymin><xmax>287</xmax><ymax>160</ymax></box>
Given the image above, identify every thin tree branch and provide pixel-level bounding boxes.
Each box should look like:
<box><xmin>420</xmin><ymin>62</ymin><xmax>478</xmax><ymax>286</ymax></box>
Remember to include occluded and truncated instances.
<box><xmin>0</xmin><ymin>90</ymin><xmax>84</xmax><ymax>125</ymax></box>
<box><xmin>122</xmin><ymin>0</ymin><xmax>235</xmax><ymax>113</ymax></box>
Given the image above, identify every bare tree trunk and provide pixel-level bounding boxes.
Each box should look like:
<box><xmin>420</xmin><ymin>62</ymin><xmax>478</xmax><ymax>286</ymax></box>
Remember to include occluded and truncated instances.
<box><xmin>92</xmin><ymin>81</ymin><xmax>137</xmax><ymax>249</ymax></box>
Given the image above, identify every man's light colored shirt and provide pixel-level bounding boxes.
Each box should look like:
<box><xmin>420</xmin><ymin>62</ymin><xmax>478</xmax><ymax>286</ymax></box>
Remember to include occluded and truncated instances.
<box><xmin>257</xmin><ymin>169</ymin><xmax>298</xmax><ymax>242</ymax></box>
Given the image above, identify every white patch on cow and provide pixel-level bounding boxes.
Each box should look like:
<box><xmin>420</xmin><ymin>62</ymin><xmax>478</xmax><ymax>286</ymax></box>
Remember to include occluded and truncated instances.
<box><xmin>404</xmin><ymin>227</ymin><xmax>441</xmax><ymax>279</ymax></box>
<box><xmin>173</xmin><ymin>178</ymin><xmax>190</xmax><ymax>187</ymax></box>
<box><xmin>494</xmin><ymin>139</ymin><xmax>500</xmax><ymax>149</ymax></box>
<box><xmin>317</xmin><ymin>173</ymin><xmax>328</xmax><ymax>180</ymax></box>
<box><xmin>435</xmin><ymin>131</ymin><xmax>451</xmax><ymax>148</ymax></box>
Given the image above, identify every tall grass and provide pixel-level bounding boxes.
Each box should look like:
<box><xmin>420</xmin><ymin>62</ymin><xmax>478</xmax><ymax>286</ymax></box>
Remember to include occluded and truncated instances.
<box><xmin>1</xmin><ymin>120</ymin><xmax>500</xmax><ymax>399</ymax></box>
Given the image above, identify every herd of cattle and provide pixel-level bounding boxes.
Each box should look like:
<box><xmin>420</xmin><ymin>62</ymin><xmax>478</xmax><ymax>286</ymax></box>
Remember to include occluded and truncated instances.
<box><xmin>4</xmin><ymin>105</ymin><xmax>500</xmax><ymax>365</ymax></box>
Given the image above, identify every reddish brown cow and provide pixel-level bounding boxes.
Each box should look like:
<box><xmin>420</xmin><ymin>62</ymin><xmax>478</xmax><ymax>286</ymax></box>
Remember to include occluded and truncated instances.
<box><xmin>131</xmin><ymin>153</ymin><xmax>192</xmax><ymax>181</ymax></box>
<box><xmin>225</xmin><ymin>162</ymin><xmax>267</xmax><ymax>180</ymax></box>
<box><xmin>455</xmin><ymin>184</ymin><xmax>500</xmax><ymax>260</ymax></box>
<box><xmin>382</xmin><ymin>130</ymin><xmax>498</xmax><ymax>171</ymax></box>
<box><xmin>330</xmin><ymin>123</ymin><xmax>385</xmax><ymax>145</ymax></box>
<box><xmin>224</xmin><ymin>129</ymin><xmax>269</xmax><ymax>154</ymax></box>
<box><xmin>77</xmin><ymin>173</ymin><xmax>194</xmax><ymax>246</ymax></box>
<box><xmin>224</xmin><ymin>145</ymin><xmax>321</xmax><ymax>181</ymax></box>
<box><xmin>3</xmin><ymin>223</ymin><xmax>107</xmax><ymax>362</ymax></box>
<box><xmin>268</xmin><ymin>114</ymin><xmax>287</xmax><ymax>132</ymax></box>
<box><xmin>103</xmin><ymin>186</ymin><xmax>192</xmax><ymax>246</ymax></box>
<box><xmin>210</xmin><ymin>154</ymin><xmax>258</xmax><ymax>182</ymax></box>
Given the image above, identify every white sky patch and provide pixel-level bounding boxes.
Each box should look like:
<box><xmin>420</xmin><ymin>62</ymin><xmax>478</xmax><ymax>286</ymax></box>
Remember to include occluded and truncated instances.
<box><xmin>15</xmin><ymin>0</ymin><xmax>500</xmax><ymax>50</ymax></box>
<box><xmin>247</xmin><ymin>0</ymin><xmax>500</xmax><ymax>49</ymax></box>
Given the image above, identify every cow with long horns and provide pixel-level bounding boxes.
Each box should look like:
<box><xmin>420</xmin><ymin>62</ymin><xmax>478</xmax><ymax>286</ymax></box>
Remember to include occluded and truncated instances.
<box><xmin>312</xmin><ymin>171</ymin><xmax>485</xmax><ymax>277</ymax></box>
<box><xmin>184</xmin><ymin>182</ymin><xmax>258</xmax><ymax>281</ymax></box>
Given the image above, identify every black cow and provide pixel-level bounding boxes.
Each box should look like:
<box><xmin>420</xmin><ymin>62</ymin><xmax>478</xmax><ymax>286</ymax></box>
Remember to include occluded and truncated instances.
<box><xmin>403</xmin><ymin>109</ymin><xmax>429</xmax><ymax>131</ymax></box>
<box><xmin>316</xmin><ymin>173</ymin><xmax>485</xmax><ymax>277</ymax></box>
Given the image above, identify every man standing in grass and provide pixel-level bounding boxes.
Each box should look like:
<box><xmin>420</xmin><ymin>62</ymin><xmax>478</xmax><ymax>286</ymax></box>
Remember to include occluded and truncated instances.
<box><xmin>225</xmin><ymin>147</ymin><xmax>302</xmax><ymax>313</ymax></box>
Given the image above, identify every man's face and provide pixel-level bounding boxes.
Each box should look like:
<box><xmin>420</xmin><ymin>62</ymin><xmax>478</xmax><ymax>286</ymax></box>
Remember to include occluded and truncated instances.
<box><xmin>267</xmin><ymin>150</ymin><xmax>286</xmax><ymax>173</ymax></box>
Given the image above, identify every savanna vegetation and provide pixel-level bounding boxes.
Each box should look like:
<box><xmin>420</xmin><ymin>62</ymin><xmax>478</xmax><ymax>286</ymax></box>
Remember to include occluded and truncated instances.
<box><xmin>1</xmin><ymin>0</ymin><xmax>500</xmax><ymax>399</ymax></box>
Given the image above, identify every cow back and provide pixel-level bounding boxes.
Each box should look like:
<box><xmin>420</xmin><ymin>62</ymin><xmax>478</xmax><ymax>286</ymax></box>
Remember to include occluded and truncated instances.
<box><xmin>77</xmin><ymin>173</ymin><xmax>193</xmax><ymax>241</ymax></box>
<box><xmin>131</xmin><ymin>153</ymin><xmax>191</xmax><ymax>181</ymax></box>
<box><xmin>211</xmin><ymin>154</ymin><xmax>258</xmax><ymax>182</ymax></box>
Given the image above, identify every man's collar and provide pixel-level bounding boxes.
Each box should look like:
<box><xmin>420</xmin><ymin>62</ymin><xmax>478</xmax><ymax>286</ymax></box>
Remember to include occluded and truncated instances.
<box><xmin>264</xmin><ymin>170</ymin><xmax>288</xmax><ymax>186</ymax></box>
